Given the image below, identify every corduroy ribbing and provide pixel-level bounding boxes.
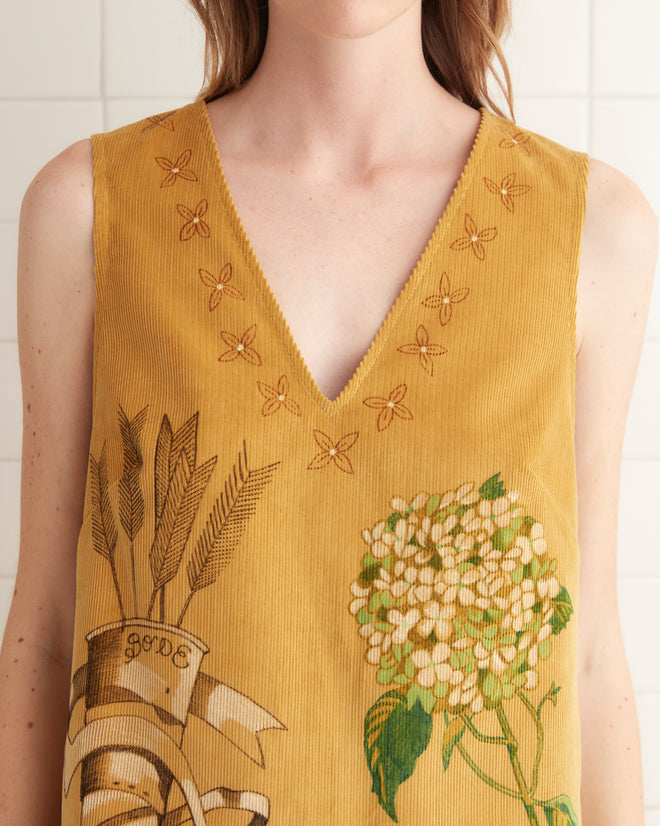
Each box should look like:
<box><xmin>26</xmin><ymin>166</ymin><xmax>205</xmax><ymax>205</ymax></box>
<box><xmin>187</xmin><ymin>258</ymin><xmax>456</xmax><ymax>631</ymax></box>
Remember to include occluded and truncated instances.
<box><xmin>63</xmin><ymin>101</ymin><xmax>589</xmax><ymax>826</ymax></box>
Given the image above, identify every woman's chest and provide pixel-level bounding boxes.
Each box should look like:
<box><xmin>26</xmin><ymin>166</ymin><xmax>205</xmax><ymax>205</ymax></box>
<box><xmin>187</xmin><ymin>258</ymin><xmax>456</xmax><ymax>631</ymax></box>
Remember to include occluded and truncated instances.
<box><xmin>217</xmin><ymin>165</ymin><xmax>470</xmax><ymax>401</ymax></box>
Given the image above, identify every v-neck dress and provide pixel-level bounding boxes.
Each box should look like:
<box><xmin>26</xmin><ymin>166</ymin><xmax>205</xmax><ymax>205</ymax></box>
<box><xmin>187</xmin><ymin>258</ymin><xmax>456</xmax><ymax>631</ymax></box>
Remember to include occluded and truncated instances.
<box><xmin>61</xmin><ymin>99</ymin><xmax>589</xmax><ymax>826</ymax></box>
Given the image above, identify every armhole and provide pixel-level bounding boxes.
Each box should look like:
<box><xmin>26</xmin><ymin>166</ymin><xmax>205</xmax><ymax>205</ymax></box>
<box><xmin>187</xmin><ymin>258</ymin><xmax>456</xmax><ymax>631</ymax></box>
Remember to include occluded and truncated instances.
<box><xmin>570</xmin><ymin>151</ymin><xmax>590</xmax><ymax>371</ymax></box>
<box><xmin>569</xmin><ymin>150</ymin><xmax>590</xmax><ymax>519</ymax></box>
<box><xmin>89</xmin><ymin>132</ymin><xmax>109</xmax><ymax>419</ymax></box>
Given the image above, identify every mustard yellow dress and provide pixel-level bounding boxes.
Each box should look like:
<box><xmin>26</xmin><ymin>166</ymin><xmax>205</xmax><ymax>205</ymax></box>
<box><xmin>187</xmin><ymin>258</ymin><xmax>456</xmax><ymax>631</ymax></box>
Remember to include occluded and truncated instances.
<box><xmin>61</xmin><ymin>99</ymin><xmax>588</xmax><ymax>826</ymax></box>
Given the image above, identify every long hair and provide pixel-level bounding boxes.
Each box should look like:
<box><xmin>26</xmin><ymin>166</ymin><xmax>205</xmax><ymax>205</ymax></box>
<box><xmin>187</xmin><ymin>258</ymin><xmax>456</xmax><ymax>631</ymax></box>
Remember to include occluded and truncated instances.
<box><xmin>187</xmin><ymin>0</ymin><xmax>514</xmax><ymax>119</ymax></box>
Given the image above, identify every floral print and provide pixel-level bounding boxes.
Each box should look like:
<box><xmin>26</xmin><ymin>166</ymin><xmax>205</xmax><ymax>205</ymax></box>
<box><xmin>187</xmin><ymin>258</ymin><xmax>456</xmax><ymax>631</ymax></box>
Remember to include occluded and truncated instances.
<box><xmin>257</xmin><ymin>375</ymin><xmax>301</xmax><ymax>417</ymax></box>
<box><xmin>218</xmin><ymin>324</ymin><xmax>262</xmax><ymax>366</ymax></box>
<box><xmin>155</xmin><ymin>149</ymin><xmax>198</xmax><ymax>187</ymax></box>
<box><xmin>396</xmin><ymin>325</ymin><xmax>446</xmax><ymax>376</ymax></box>
<box><xmin>421</xmin><ymin>272</ymin><xmax>470</xmax><ymax>326</ymax></box>
<box><xmin>141</xmin><ymin>111</ymin><xmax>176</xmax><ymax>132</ymax></box>
<box><xmin>349</xmin><ymin>474</ymin><xmax>576</xmax><ymax>824</ymax></box>
<box><xmin>450</xmin><ymin>214</ymin><xmax>498</xmax><ymax>261</ymax></box>
<box><xmin>363</xmin><ymin>384</ymin><xmax>413</xmax><ymax>431</ymax></box>
<box><xmin>178</xmin><ymin>199</ymin><xmax>210</xmax><ymax>241</ymax></box>
<box><xmin>483</xmin><ymin>173</ymin><xmax>531</xmax><ymax>213</ymax></box>
<box><xmin>199</xmin><ymin>264</ymin><xmax>244</xmax><ymax>310</ymax></box>
<box><xmin>307</xmin><ymin>430</ymin><xmax>359</xmax><ymax>474</ymax></box>
<box><xmin>498</xmin><ymin>131</ymin><xmax>532</xmax><ymax>157</ymax></box>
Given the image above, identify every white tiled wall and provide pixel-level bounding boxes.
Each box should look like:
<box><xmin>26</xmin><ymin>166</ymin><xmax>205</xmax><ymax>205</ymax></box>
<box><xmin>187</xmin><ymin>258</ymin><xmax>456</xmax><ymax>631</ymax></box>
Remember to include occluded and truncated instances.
<box><xmin>1</xmin><ymin>0</ymin><xmax>659</xmax><ymax>815</ymax></box>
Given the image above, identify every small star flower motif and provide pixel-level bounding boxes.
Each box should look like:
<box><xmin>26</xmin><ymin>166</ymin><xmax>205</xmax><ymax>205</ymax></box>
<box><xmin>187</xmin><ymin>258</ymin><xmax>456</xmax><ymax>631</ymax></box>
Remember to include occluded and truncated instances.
<box><xmin>307</xmin><ymin>430</ymin><xmax>359</xmax><ymax>474</ymax></box>
<box><xmin>498</xmin><ymin>131</ymin><xmax>531</xmax><ymax>156</ymax></box>
<box><xmin>177</xmin><ymin>199</ymin><xmax>210</xmax><ymax>241</ymax></box>
<box><xmin>363</xmin><ymin>383</ymin><xmax>413</xmax><ymax>432</ymax></box>
<box><xmin>483</xmin><ymin>172</ymin><xmax>531</xmax><ymax>214</ymax></box>
<box><xmin>218</xmin><ymin>324</ymin><xmax>262</xmax><ymax>366</ymax></box>
<box><xmin>199</xmin><ymin>263</ymin><xmax>244</xmax><ymax>310</ymax></box>
<box><xmin>257</xmin><ymin>374</ymin><xmax>301</xmax><ymax>417</ymax></box>
<box><xmin>141</xmin><ymin>111</ymin><xmax>176</xmax><ymax>132</ymax></box>
<box><xmin>155</xmin><ymin>149</ymin><xmax>199</xmax><ymax>187</ymax></box>
<box><xmin>396</xmin><ymin>325</ymin><xmax>446</xmax><ymax>376</ymax></box>
<box><xmin>421</xmin><ymin>272</ymin><xmax>470</xmax><ymax>326</ymax></box>
<box><xmin>450</xmin><ymin>213</ymin><xmax>497</xmax><ymax>261</ymax></box>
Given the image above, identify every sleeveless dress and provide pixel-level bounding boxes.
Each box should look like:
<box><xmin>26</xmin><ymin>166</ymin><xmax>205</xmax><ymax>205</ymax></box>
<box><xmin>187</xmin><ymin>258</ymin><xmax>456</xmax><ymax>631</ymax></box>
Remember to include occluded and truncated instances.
<box><xmin>62</xmin><ymin>99</ymin><xmax>589</xmax><ymax>826</ymax></box>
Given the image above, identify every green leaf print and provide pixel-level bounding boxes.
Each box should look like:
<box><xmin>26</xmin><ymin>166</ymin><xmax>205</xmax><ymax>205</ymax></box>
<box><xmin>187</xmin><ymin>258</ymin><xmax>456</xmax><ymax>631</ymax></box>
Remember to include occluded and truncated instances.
<box><xmin>541</xmin><ymin>794</ymin><xmax>579</xmax><ymax>826</ymax></box>
<box><xmin>550</xmin><ymin>586</ymin><xmax>574</xmax><ymax>634</ymax></box>
<box><xmin>441</xmin><ymin>716</ymin><xmax>466</xmax><ymax>771</ymax></box>
<box><xmin>364</xmin><ymin>691</ymin><xmax>433</xmax><ymax>822</ymax></box>
<box><xmin>479</xmin><ymin>471</ymin><xmax>506</xmax><ymax>500</ymax></box>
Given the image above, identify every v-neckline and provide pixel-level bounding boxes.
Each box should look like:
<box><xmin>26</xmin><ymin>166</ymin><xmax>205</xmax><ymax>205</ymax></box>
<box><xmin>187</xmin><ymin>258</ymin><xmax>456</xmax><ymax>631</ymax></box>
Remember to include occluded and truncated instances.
<box><xmin>196</xmin><ymin>98</ymin><xmax>491</xmax><ymax>416</ymax></box>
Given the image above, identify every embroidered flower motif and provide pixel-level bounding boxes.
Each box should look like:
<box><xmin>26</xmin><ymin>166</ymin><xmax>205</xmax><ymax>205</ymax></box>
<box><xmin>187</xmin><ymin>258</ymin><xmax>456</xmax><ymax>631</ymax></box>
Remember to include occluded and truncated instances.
<box><xmin>257</xmin><ymin>374</ymin><xmax>301</xmax><ymax>417</ymax></box>
<box><xmin>483</xmin><ymin>173</ymin><xmax>531</xmax><ymax>214</ymax></box>
<box><xmin>155</xmin><ymin>149</ymin><xmax>199</xmax><ymax>188</ymax></box>
<box><xmin>450</xmin><ymin>214</ymin><xmax>497</xmax><ymax>261</ymax></box>
<box><xmin>218</xmin><ymin>324</ymin><xmax>262</xmax><ymax>366</ymax></box>
<box><xmin>363</xmin><ymin>384</ymin><xmax>413</xmax><ymax>432</ymax></box>
<box><xmin>307</xmin><ymin>430</ymin><xmax>359</xmax><ymax>474</ymax></box>
<box><xmin>421</xmin><ymin>272</ymin><xmax>470</xmax><ymax>326</ymax></box>
<box><xmin>397</xmin><ymin>325</ymin><xmax>446</xmax><ymax>376</ymax></box>
<box><xmin>498</xmin><ymin>131</ymin><xmax>531</xmax><ymax>156</ymax></box>
<box><xmin>141</xmin><ymin>111</ymin><xmax>176</xmax><ymax>132</ymax></box>
<box><xmin>178</xmin><ymin>199</ymin><xmax>210</xmax><ymax>241</ymax></box>
<box><xmin>199</xmin><ymin>263</ymin><xmax>244</xmax><ymax>310</ymax></box>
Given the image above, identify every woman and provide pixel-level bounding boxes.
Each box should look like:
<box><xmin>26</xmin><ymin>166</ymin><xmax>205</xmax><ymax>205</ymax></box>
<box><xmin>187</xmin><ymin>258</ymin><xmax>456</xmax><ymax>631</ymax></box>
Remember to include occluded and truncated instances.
<box><xmin>0</xmin><ymin>1</ymin><xmax>654</xmax><ymax>824</ymax></box>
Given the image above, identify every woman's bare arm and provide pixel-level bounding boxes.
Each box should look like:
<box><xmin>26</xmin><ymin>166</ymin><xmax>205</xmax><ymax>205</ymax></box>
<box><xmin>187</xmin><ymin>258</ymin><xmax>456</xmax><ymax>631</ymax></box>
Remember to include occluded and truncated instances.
<box><xmin>575</xmin><ymin>158</ymin><xmax>657</xmax><ymax>826</ymax></box>
<box><xmin>0</xmin><ymin>138</ymin><xmax>96</xmax><ymax>823</ymax></box>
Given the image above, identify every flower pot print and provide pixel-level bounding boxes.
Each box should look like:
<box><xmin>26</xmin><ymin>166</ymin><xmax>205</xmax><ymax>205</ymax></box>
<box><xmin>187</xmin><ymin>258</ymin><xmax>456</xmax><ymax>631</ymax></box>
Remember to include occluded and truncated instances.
<box><xmin>349</xmin><ymin>472</ymin><xmax>577</xmax><ymax>825</ymax></box>
<box><xmin>64</xmin><ymin>405</ymin><xmax>285</xmax><ymax>826</ymax></box>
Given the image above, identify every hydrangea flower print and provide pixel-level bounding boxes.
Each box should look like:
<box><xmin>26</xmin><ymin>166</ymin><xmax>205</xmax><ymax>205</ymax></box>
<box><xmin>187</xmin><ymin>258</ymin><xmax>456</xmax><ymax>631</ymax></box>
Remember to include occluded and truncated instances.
<box><xmin>348</xmin><ymin>472</ymin><xmax>577</xmax><ymax>825</ymax></box>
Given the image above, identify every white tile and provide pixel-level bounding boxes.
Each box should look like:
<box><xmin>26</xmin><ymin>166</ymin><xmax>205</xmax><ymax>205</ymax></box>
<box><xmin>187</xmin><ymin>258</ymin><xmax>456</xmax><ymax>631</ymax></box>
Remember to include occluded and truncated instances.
<box><xmin>622</xmin><ymin>342</ymin><xmax>660</xmax><ymax>460</ymax></box>
<box><xmin>646</xmin><ymin>807</ymin><xmax>660</xmax><ymax>826</ymax></box>
<box><xmin>593</xmin><ymin>0</ymin><xmax>660</xmax><ymax>95</ymax></box>
<box><xmin>0</xmin><ymin>102</ymin><xmax>103</xmax><ymax>223</ymax></box>
<box><xmin>636</xmin><ymin>693</ymin><xmax>660</xmax><ymax>806</ymax></box>
<box><xmin>0</xmin><ymin>576</ymin><xmax>16</xmax><ymax>643</ymax></box>
<box><xmin>0</xmin><ymin>343</ymin><xmax>21</xmax><ymax>461</ymax></box>
<box><xmin>0</xmin><ymin>461</ymin><xmax>20</xmax><ymax>579</ymax></box>
<box><xmin>511</xmin><ymin>98</ymin><xmax>589</xmax><ymax>152</ymax></box>
<box><xmin>105</xmin><ymin>98</ymin><xmax>195</xmax><ymax>132</ymax></box>
<box><xmin>591</xmin><ymin>100</ymin><xmax>660</xmax><ymax>218</ymax></box>
<box><xmin>617</xmin><ymin>460</ymin><xmax>660</xmax><ymax>577</ymax></box>
<box><xmin>618</xmin><ymin>579</ymin><xmax>660</xmax><ymax>693</ymax></box>
<box><xmin>104</xmin><ymin>0</ymin><xmax>205</xmax><ymax>98</ymax></box>
<box><xmin>503</xmin><ymin>0</ymin><xmax>589</xmax><ymax>97</ymax></box>
<box><xmin>0</xmin><ymin>223</ymin><xmax>18</xmax><ymax>341</ymax></box>
<box><xmin>0</xmin><ymin>0</ymin><xmax>100</xmax><ymax>98</ymax></box>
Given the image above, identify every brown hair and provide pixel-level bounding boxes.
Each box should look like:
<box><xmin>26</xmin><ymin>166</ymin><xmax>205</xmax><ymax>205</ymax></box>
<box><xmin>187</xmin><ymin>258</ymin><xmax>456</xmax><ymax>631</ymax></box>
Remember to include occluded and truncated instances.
<box><xmin>188</xmin><ymin>0</ymin><xmax>514</xmax><ymax>120</ymax></box>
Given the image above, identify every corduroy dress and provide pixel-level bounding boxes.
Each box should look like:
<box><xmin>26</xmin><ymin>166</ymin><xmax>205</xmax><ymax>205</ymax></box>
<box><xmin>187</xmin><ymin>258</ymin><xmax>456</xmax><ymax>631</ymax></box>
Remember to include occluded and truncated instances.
<box><xmin>61</xmin><ymin>100</ymin><xmax>588</xmax><ymax>826</ymax></box>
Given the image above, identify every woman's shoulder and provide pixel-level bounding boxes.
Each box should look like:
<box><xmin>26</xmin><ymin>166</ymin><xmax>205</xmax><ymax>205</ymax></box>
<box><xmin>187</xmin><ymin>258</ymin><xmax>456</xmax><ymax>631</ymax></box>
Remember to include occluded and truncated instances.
<box><xmin>20</xmin><ymin>137</ymin><xmax>95</xmax><ymax>261</ymax></box>
<box><xmin>581</xmin><ymin>157</ymin><xmax>657</xmax><ymax>290</ymax></box>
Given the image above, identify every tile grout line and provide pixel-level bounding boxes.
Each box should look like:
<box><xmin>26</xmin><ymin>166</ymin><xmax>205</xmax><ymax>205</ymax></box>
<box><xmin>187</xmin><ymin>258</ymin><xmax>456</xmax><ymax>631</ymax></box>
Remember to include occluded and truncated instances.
<box><xmin>587</xmin><ymin>0</ymin><xmax>595</xmax><ymax>157</ymax></box>
<box><xmin>100</xmin><ymin>0</ymin><xmax>107</xmax><ymax>130</ymax></box>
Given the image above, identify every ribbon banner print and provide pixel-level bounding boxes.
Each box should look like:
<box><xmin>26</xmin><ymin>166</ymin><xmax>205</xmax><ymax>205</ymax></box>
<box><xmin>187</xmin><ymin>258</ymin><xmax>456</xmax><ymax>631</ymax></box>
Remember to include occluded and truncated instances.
<box><xmin>63</xmin><ymin>406</ymin><xmax>284</xmax><ymax>826</ymax></box>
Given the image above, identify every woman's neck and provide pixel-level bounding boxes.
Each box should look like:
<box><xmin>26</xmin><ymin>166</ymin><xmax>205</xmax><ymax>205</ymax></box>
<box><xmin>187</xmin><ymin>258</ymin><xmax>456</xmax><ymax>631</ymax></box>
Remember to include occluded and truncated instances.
<box><xmin>220</xmin><ymin>1</ymin><xmax>467</xmax><ymax>173</ymax></box>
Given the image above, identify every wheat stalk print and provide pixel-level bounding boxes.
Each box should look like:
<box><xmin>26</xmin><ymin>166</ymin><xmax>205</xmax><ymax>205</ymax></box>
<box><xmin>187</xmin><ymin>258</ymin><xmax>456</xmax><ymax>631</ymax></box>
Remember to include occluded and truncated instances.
<box><xmin>88</xmin><ymin>442</ymin><xmax>124</xmax><ymax>618</ymax></box>
<box><xmin>71</xmin><ymin>406</ymin><xmax>285</xmax><ymax>826</ymax></box>
<box><xmin>147</xmin><ymin>411</ymin><xmax>218</xmax><ymax>621</ymax></box>
<box><xmin>350</xmin><ymin>473</ymin><xmax>577</xmax><ymax>825</ymax></box>
<box><xmin>118</xmin><ymin>403</ymin><xmax>148</xmax><ymax>616</ymax></box>
<box><xmin>179</xmin><ymin>440</ymin><xmax>279</xmax><ymax>625</ymax></box>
